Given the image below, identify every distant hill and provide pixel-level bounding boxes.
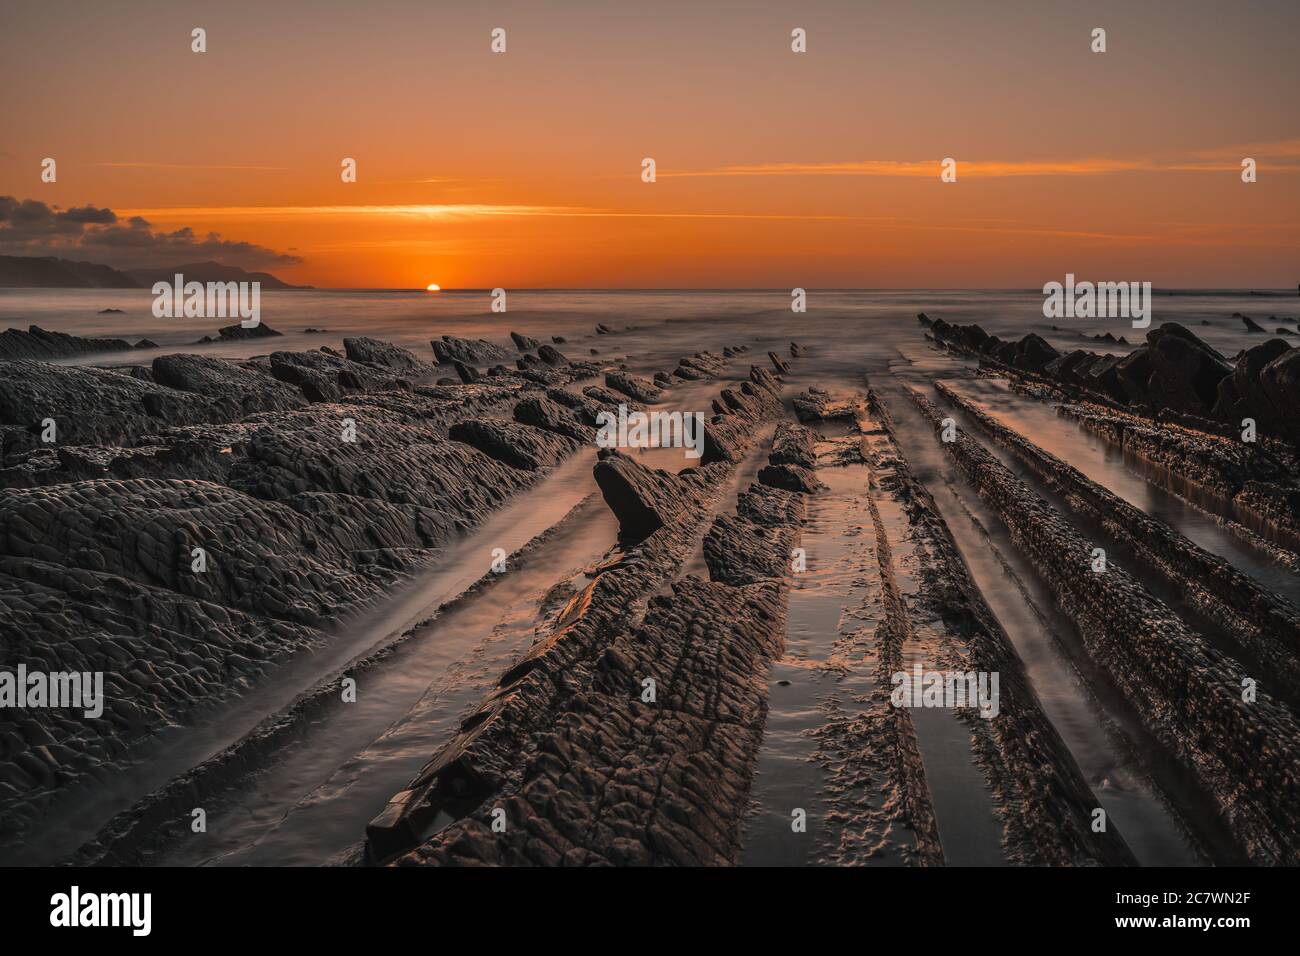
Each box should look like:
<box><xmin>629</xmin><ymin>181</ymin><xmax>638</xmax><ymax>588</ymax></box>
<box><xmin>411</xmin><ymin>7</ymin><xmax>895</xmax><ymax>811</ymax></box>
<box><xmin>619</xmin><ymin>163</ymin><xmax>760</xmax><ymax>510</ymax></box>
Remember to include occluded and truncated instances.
<box><xmin>128</xmin><ymin>261</ymin><xmax>311</xmax><ymax>290</ymax></box>
<box><xmin>0</xmin><ymin>255</ymin><xmax>309</xmax><ymax>289</ymax></box>
<box><xmin>0</xmin><ymin>255</ymin><xmax>138</xmax><ymax>288</ymax></box>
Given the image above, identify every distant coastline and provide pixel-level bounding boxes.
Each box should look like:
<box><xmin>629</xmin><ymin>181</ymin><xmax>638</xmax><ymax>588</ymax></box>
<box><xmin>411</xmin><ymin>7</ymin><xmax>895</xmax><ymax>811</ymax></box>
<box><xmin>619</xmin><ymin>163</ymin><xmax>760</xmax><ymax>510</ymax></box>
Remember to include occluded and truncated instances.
<box><xmin>0</xmin><ymin>255</ymin><xmax>311</xmax><ymax>290</ymax></box>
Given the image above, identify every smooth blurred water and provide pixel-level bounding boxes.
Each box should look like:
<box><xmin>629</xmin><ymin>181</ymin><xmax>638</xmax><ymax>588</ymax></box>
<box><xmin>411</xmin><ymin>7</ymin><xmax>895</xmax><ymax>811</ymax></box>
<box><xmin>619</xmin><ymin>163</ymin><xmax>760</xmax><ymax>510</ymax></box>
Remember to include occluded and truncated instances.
<box><xmin>2</xmin><ymin>288</ymin><xmax>1295</xmax><ymax>374</ymax></box>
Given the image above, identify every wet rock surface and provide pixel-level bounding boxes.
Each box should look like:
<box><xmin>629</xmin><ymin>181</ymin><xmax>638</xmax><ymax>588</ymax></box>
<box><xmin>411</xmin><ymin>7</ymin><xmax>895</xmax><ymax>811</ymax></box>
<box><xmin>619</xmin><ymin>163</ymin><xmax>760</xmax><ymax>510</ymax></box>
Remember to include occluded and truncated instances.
<box><xmin>0</xmin><ymin>332</ymin><xmax>612</xmax><ymax>853</ymax></box>
<box><xmin>858</xmin><ymin>390</ymin><xmax>1135</xmax><ymax>865</ymax></box>
<box><xmin>937</xmin><ymin>380</ymin><xmax>1300</xmax><ymax>691</ymax></box>
<box><xmin>195</xmin><ymin>322</ymin><xmax>282</xmax><ymax>344</ymax></box>
<box><xmin>907</xmin><ymin>384</ymin><xmax>1300</xmax><ymax>864</ymax></box>
<box><xmin>924</xmin><ymin>318</ymin><xmax>1300</xmax><ymax>557</ymax></box>
<box><xmin>372</xmin><ymin>381</ymin><xmax>806</xmax><ymax>865</ymax></box>
<box><xmin>792</xmin><ymin>386</ymin><xmax>856</xmax><ymax>422</ymax></box>
<box><xmin>0</xmin><ymin>325</ymin><xmax>151</xmax><ymax>360</ymax></box>
<box><xmin>431</xmin><ymin>335</ymin><xmax>512</xmax><ymax>366</ymax></box>
<box><xmin>930</xmin><ymin>317</ymin><xmax>1300</xmax><ymax>449</ymax></box>
<box><xmin>604</xmin><ymin>370</ymin><xmax>662</xmax><ymax>404</ymax></box>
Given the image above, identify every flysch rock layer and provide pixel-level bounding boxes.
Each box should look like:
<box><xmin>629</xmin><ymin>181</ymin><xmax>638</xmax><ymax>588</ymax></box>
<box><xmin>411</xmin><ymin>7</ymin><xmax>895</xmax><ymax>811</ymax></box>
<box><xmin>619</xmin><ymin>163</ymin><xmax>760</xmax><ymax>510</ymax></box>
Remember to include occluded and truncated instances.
<box><xmin>0</xmin><ymin>325</ymin><xmax>152</xmax><ymax>361</ymax></box>
<box><xmin>935</xmin><ymin>380</ymin><xmax>1300</xmax><ymax>693</ymax></box>
<box><xmin>60</xmin><ymin>342</ymin><xmax>764</xmax><ymax>866</ymax></box>
<box><xmin>861</xmin><ymin>388</ymin><xmax>1135</xmax><ymax>865</ymax></box>
<box><xmin>1055</xmin><ymin>401</ymin><xmax>1300</xmax><ymax>560</ymax></box>
<box><xmin>367</xmin><ymin>357</ymin><xmax>800</xmax><ymax>865</ymax></box>
<box><xmin>920</xmin><ymin>318</ymin><xmax>1300</xmax><ymax>564</ymax></box>
<box><xmin>0</xmin><ymin>334</ymin><xmax>608</xmax><ymax>854</ymax></box>
<box><xmin>906</xmin><ymin>384</ymin><xmax>1300</xmax><ymax>865</ymax></box>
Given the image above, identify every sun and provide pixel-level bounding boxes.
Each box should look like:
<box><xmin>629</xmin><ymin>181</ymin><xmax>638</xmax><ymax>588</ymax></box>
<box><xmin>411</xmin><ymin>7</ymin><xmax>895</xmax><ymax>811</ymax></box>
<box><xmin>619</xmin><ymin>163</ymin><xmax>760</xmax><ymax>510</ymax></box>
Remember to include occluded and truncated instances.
<box><xmin>426</xmin><ymin>283</ymin><xmax>441</xmax><ymax>292</ymax></box>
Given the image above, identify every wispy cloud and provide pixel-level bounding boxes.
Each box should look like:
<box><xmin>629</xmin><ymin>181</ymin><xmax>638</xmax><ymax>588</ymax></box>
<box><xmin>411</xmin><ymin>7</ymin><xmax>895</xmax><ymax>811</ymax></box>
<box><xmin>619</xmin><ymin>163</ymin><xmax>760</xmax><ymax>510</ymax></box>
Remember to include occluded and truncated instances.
<box><xmin>660</xmin><ymin>140</ymin><xmax>1300</xmax><ymax>179</ymax></box>
<box><xmin>119</xmin><ymin>203</ymin><xmax>588</xmax><ymax>221</ymax></box>
<box><xmin>89</xmin><ymin>161</ymin><xmax>292</xmax><ymax>171</ymax></box>
<box><xmin>119</xmin><ymin>203</ymin><xmax>896</xmax><ymax>223</ymax></box>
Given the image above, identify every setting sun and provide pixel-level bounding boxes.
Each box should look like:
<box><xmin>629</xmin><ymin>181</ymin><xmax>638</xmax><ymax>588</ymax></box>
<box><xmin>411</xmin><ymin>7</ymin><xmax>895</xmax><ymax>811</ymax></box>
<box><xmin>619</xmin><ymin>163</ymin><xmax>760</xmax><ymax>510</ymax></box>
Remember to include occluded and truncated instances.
<box><xmin>425</xmin><ymin>283</ymin><xmax>441</xmax><ymax>292</ymax></box>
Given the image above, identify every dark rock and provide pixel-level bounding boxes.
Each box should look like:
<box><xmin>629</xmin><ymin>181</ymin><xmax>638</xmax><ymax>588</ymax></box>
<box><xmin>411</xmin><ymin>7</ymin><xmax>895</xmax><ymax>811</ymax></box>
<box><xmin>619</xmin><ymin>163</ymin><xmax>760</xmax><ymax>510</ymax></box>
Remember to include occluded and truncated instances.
<box><xmin>268</xmin><ymin>352</ymin><xmax>344</xmax><ymax>402</ymax></box>
<box><xmin>583</xmin><ymin>385</ymin><xmax>641</xmax><ymax>412</ymax></box>
<box><xmin>448</xmin><ymin>418</ymin><xmax>578</xmax><ymax>471</ymax></box>
<box><xmin>269</xmin><ymin>349</ymin><xmax>408</xmax><ymax>401</ymax></box>
<box><xmin>152</xmin><ymin>354</ymin><xmax>306</xmax><ymax>418</ymax></box>
<box><xmin>510</xmin><ymin>331</ymin><xmax>540</xmax><ymax>351</ymax></box>
<box><xmin>431</xmin><ymin>335</ymin><xmax>511</xmax><ymax>365</ymax></box>
<box><xmin>672</xmin><ymin>352</ymin><xmax>728</xmax><ymax>380</ymax></box>
<box><xmin>1083</xmin><ymin>354</ymin><xmax>1127</xmax><ymax>401</ymax></box>
<box><xmin>1238</xmin><ymin>313</ymin><xmax>1266</xmax><ymax>333</ymax></box>
<box><xmin>792</xmin><ymin>387</ymin><xmax>855</xmax><ymax>422</ymax></box>
<box><xmin>1114</xmin><ymin>346</ymin><xmax>1154</xmax><ymax>401</ymax></box>
<box><xmin>512</xmin><ymin>397</ymin><xmax>591</xmax><ymax>442</ymax></box>
<box><xmin>545</xmin><ymin>388</ymin><xmax>608</xmax><ymax>426</ymax></box>
<box><xmin>1213</xmin><ymin>339</ymin><xmax>1291</xmax><ymax>427</ymax></box>
<box><xmin>343</xmin><ymin>336</ymin><xmax>429</xmax><ymax>375</ymax></box>
<box><xmin>197</xmin><ymin>322</ymin><xmax>281</xmax><ymax>343</ymax></box>
<box><xmin>0</xmin><ymin>325</ymin><xmax>138</xmax><ymax>361</ymax></box>
<box><xmin>1010</xmin><ymin>334</ymin><xmax>1059</xmax><ymax>373</ymax></box>
<box><xmin>604</xmin><ymin>371</ymin><xmax>661</xmax><ymax>403</ymax></box>
<box><xmin>1043</xmin><ymin>350</ymin><xmax>1094</xmax><ymax>386</ymax></box>
<box><xmin>592</xmin><ymin>449</ymin><xmax>690</xmax><ymax>542</ymax></box>
<box><xmin>453</xmin><ymin>360</ymin><xmax>481</xmax><ymax>384</ymax></box>
<box><xmin>1260</xmin><ymin>350</ymin><xmax>1300</xmax><ymax>445</ymax></box>
<box><xmin>954</xmin><ymin>324</ymin><xmax>991</xmax><ymax>351</ymax></box>
<box><xmin>1142</xmin><ymin>323</ymin><xmax>1232</xmax><ymax>415</ymax></box>
<box><xmin>537</xmin><ymin>344</ymin><xmax>568</xmax><ymax>366</ymax></box>
<box><xmin>704</xmin><ymin>485</ymin><xmax>806</xmax><ymax>587</ymax></box>
<box><xmin>769</xmin><ymin>421</ymin><xmax>817</xmax><ymax>469</ymax></box>
<box><xmin>0</xmin><ymin>361</ymin><xmax>213</xmax><ymax>449</ymax></box>
<box><xmin>757</xmin><ymin>462</ymin><xmax>820</xmax><ymax>493</ymax></box>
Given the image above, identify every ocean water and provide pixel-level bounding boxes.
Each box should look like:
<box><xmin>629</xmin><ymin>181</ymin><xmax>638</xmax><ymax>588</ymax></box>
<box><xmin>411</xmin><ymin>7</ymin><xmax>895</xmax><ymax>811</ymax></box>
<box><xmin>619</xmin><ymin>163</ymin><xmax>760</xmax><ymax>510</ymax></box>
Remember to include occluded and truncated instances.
<box><xmin>1</xmin><ymin>288</ymin><xmax>1295</xmax><ymax>377</ymax></box>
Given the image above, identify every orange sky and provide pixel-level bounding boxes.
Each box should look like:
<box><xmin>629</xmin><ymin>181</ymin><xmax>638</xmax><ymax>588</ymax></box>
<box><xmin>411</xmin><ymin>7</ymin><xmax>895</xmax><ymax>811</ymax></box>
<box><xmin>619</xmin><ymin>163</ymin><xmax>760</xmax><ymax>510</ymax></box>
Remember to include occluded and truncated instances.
<box><xmin>1</xmin><ymin>0</ymin><xmax>1297</xmax><ymax>288</ymax></box>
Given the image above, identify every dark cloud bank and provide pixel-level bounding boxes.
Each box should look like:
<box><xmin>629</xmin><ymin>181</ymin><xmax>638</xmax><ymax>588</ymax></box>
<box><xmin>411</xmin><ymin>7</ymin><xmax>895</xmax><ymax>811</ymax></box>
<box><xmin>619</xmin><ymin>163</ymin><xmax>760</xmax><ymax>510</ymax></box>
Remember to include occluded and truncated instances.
<box><xmin>0</xmin><ymin>196</ymin><xmax>299</xmax><ymax>270</ymax></box>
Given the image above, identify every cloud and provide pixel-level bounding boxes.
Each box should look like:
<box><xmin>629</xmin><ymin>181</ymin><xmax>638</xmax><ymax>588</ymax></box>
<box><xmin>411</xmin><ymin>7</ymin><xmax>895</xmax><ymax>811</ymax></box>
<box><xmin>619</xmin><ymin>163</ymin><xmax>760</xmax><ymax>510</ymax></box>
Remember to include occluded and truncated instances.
<box><xmin>0</xmin><ymin>196</ymin><xmax>300</xmax><ymax>269</ymax></box>
<box><xmin>120</xmin><ymin>202</ymin><xmax>892</xmax><ymax>224</ymax></box>
<box><xmin>660</xmin><ymin>140</ymin><xmax>1300</xmax><ymax>179</ymax></box>
<box><xmin>118</xmin><ymin>203</ymin><xmax>597</xmax><ymax>222</ymax></box>
<box><xmin>88</xmin><ymin>162</ymin><xmax>291</xmax><ymax>171</ymax></box>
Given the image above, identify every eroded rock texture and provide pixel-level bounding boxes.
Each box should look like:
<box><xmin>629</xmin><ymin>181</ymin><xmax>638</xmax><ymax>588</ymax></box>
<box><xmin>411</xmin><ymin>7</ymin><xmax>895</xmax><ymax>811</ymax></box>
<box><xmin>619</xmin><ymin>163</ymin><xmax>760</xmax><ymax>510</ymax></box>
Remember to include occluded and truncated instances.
<box><xmin>368</xmin><ymin>374</ymin><xmax>805</xmax><ymax>866</ymax></box>
<box><xmin>907</xmin><ymin>385</ymin><xmax>1300</xmax><ymax>865</ymax></box>
<box><xmin>0</xmin><ymin>336</ymin><xmax>601</xmax><ymax>852</ymax></box>
<box><xmin>0</xmin><ymin>325</ymin><xmax>150</xmax><ymax>360</ymax></box>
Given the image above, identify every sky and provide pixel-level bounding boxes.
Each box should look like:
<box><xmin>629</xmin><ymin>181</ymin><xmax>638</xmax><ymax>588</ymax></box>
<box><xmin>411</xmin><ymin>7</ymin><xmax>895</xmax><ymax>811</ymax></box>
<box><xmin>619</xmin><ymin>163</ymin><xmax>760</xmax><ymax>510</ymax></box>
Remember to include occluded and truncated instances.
<box><xmin>1</xmin><ymin>0</ymin><xmax>1297</xmax><ymax>289</ymax></box>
